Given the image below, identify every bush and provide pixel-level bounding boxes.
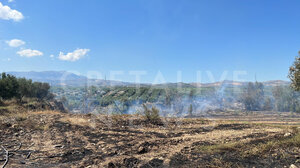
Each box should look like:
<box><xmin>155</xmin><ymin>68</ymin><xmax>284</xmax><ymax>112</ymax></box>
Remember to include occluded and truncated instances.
<box><xmin>142</xmin><ymin>104</ymin><xmax>161</xmax><ymax>124</ymax></box>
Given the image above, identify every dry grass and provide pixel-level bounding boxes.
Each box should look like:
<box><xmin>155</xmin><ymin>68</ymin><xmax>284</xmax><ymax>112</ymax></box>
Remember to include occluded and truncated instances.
<box><xmin>60</xmin><ymin>115</ymin><xmax>93</xmax><ymax>127</ymax></box>
<box><xmin>0</xmin><ymin>110</ymin><xmax>57</xmax><ymax>131</ymax></box>
<box><xmin>1</xmin><ymin>109</ymin><xmax>300</xmax><ymax>167</ymax></box>
<box><xmin>31</xmin><ymin>110</ymin><xmax>62</xmax><ymax>115</ymax></box>
<box><xmin>195</xmin><ymin>128</ymin><xmax>300</xmax><ymax>161</ymax></box>
<box><xmin>248</xmin><ymin>132</ymin><xmax>300</xmax><ymax>156</ymax></box>
<box><xmin>14</xmin><ymin>112</ymin><xmax>28</xmax><ymax>122</ymax></box>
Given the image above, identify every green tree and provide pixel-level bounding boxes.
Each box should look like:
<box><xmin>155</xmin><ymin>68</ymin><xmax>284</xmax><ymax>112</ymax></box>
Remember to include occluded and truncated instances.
<box><xmin>17</xmin><ymin>78</ymin><xmax>33</xmax><ymax>99</ymax></box>
<box><xmin>263</xmin><ymin>97</ymin><xmax>273</xmax><ymax>111</ymax></box>
<box><xmin>272</xmin><ymin>86</ymin><xmax>283</xmax><ymax>111</ymax></box>
<box><xmin>288</xmin><ymin>51</ymin><xmax>300</xmax><ymax>91</ymax></box>
<box><xmin>240</xmin><ymin>82</ymin><xmax>265</xmax><ymax>111</ymax></box>
<box><xmin>188</xmin><ymin>104</ymin><xmax>193</xmax><ymax>116</ymax></box>
<box><xmin>0</xmin><ymin>73</ymin><xmax>53</xmax><ymax>102</ymax></box>
<box><xmin>32</xmin><ymin>82</ymin><xmax>51</xmax><ymax>100</ymax></box>
<box><xmin>0</xmin><ymin>73</ymin><xmax>19</xmax><ymax>99</ymax></box>
<box><xmin>189</xmin><ymin>89</ymin><xmax>196</xmax><ymax>101</ymax></box>
<box><xmin>165</xmin><ymin>90</ymin><xmax>172</xmax><ymax>108</ymax></box>
<box><xmin>272</xmin><ymin>86</ymin><xmax>300</xmax><ymax>113</ymax></box>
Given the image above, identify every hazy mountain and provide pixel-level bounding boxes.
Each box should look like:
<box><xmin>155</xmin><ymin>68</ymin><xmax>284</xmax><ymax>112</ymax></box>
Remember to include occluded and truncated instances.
<box><xmin>261</xmin><ymin>80</ymin><xmax>290</xmax><ymax>86</ymax></box>
<box><xmin>153</xmin><ymin>82</ymin><xmax>197</xmax><ymax>88</ymax></box>
<box><xmin>7</xmin><ymin>71</ymin><xmax>130</xmax><ymax>86</ymax></box>
<box><xmin>191</xmin><ymin>80</ymin><xmax>289</xmax><ymax>88</ymax></box>
<box><xmin>6</xmin><ymin>71</ymin><xmax>290</xmax><ymax>87</ymax></box>
<box><xmin>8</xmin><ymin>71</ymin><xmax>86</xmax><ymax>81</ymax></box>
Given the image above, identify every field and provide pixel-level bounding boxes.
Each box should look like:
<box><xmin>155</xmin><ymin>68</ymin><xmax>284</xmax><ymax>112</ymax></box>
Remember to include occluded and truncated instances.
<box><xmin>0</xmin><ymin>110</ymin><xmax>300</xmax><ymax>168</ymax></box>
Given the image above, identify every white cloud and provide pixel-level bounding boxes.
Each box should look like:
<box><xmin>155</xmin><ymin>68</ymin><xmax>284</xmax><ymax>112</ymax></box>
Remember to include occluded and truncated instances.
<box><xmin>8</xmin><ymin>0</ymin><xmax>14</xmax><ymax>3</ymax></box>
<box><xmin>6</xmin><ymin>39</ymin><xmax>25</xmax><ymax>47</ymax></box>
<box><xmin>17</xmin><ymin>49</ymin><xmax>43</xmax><ymax>57</ymax></box>
<box><xmin>58</xmin><ymin>48</ymin><xmax>90</xmax><ymax>61</ymax></box>
<box><xmin>0</xmin><ymin>2</ymin><xmax>23</xmax><ymax>21</ymax></box>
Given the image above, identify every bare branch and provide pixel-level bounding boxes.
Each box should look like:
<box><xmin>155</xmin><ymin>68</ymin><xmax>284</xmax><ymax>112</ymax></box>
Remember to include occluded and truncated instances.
<box><xmin>1</xmin><ymin>146</ymin><xmax>9</xmax><ymax>168</ymax></box>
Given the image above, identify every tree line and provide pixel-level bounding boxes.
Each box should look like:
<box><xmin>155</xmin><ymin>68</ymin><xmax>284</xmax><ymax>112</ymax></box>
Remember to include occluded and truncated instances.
<box><xmin>0</xmin><ymin>73</ymin><xmax>53</xmax><ymax>101</ymax></box>
<box><xmin>241</xmin><ymin>82</ymin><xmax>300</xmax><ymax>113</ymax></box>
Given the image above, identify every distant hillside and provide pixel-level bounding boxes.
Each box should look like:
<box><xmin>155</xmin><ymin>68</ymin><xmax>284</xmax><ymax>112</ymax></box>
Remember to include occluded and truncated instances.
<box><xmin>262</xmin><ymin>80</ymin><xmax>290</xmax><ymax>87</ymax></box>
<box><xmin>153</xmin><ymin>82</ymin><xmax>196</xmax><ymax>88</ymax></box>
<box><xmin>8</xmin><ymin>71</ymin><xmax>87</xmax><ymax>83</ymax></box>
<box><xmin>6</xmin><ymin>71</ymin><xmax>290</xmax><ymax>87</ymax></box>
<box><xmin>7</xmin><ymin>71</ymin><xmax>130</xmax><ymax>86</ymax></box>
<box><xmin>191</xmin><ymin>80</ymin><xmax>290</xmax><ymax>88</ymax></box>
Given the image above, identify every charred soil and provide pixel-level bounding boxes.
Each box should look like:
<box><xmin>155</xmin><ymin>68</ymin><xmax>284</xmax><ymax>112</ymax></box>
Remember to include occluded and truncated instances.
<box><xmin>0</xmin><ymin>110</ymin><xmax>300</xmax><ymax>168</ymax></box>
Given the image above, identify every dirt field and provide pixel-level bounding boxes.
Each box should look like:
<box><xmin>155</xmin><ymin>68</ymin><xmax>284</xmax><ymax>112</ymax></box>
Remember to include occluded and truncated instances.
<box><xmin>0</xmin><ymin>111</ymin><xmax>300</xmax><ymax>168</ymax></box>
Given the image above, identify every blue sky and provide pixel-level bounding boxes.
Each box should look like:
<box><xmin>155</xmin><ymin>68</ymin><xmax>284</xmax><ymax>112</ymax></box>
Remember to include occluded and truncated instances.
<box><xmin>0</xmin><ymin>0</ymin><xmax>299</xmax><ymax>83</ymax></box>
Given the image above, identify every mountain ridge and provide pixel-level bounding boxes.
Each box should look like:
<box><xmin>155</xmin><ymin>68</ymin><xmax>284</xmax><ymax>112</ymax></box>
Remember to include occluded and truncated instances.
<box><xmin>6</xmin><ymin>71</ymin><xmax>290</xmax><ymax>87</ymax></box>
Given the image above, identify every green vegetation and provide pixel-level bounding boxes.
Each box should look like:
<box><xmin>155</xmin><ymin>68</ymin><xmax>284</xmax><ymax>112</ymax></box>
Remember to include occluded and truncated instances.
<box><xmin>51</xmin><ymin>82</ymin><xmax>300</xmax><ymax>114</ymax></box>
<box><xmin>240</xmin><ymin>82</ymin><xmax>265</xmax><ymax>111</ymax></box>
<box><xmin>196</xmin><ymin>130</ymin><xmax>300</xmax><ymax>158</ymax></box>
<box><xmin>196</xmin><ymin>142</ymin><xmax>238</xmax><ymax>154</ymax></box>
<box><xmin>272</xmin><ymin>86</ymin><xmax>300</xmax><ymax>112</ymax></box>
<box><xmin>52</xmin><ymin>85</ymin><xmax>221</xmax><ymax>112</ymax></box>
<box><xmin>289</xmin><ymin>51</ymin><xmax>300</xmax><ymax>91</ymax></box>
<box><xmin>0</xmin><ymin>73</ymin><xmax>53</xmax><ymax>102</ymax></box>
<box><xmin>240</xmin><ymin>82</ymin><xmax>300</xmax><ymax>113</ymax></box>
<box><xmin>250</xmin><ymin>133</ymin><xmax>300</xmax><ymax>156</ymax></box>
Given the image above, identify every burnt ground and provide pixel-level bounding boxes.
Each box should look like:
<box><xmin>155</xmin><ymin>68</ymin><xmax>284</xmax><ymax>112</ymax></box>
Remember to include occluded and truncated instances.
<box><xmin>0</xmin><ymin>111</ymin><xmax>300</xmax><ymax>168</ymax></box>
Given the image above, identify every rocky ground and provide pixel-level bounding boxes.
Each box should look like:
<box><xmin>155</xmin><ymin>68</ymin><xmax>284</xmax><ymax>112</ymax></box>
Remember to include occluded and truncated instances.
<box><xmin>0</xmin><ymin>109</ymin><xmax>300</xmax><ymax>168</ymax></box>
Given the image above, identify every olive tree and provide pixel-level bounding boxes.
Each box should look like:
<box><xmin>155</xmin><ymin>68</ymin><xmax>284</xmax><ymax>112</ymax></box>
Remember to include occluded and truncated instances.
<box><xmin>289</xmin><ymin>51</ymin><xmax>300</xmax><ymax>91</ymax></box>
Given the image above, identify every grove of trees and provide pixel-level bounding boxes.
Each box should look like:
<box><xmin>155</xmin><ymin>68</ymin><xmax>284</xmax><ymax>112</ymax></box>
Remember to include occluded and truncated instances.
<box><xmin>240</xmin><ymin>82</ymin><xmax>300</xmax><ymax>113</ymax></box>
<box><xmin>240</xmin><ymin>82</ymin><xmax>265</xmax><ymax>111</ymax></box>
<box><xmin>0</xmin><ymin>73</ymin><xmax>53</xmax><ymax>101</ymax></box>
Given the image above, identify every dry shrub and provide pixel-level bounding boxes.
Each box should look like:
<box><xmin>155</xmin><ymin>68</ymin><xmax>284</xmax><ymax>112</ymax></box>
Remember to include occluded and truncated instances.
<box><xmin>142</xmin><ymin>104</ymin><xmax>161</xmax><ymax>125</ymax></box>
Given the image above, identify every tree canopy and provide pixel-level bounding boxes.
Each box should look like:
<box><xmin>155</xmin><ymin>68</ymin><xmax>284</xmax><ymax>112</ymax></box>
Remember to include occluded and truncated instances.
<box><xmin>289</xmin><ymin>51</ymin><xmax>300</xmax><ymax>91</ymax></box>
<box><xmin>0</xmin><ymin>73</ymin><xmax>53</xmax><ymax>101</ymax></box>
<box><xmin>240</xmin><ymin>82</ymin><xmax>264</xmax><ymax>111</ymax></box>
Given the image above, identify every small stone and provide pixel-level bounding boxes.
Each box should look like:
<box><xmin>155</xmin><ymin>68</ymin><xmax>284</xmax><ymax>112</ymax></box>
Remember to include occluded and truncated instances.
<box><xmin>284</xmin><ymin>132</ymin><xmax>292</xmax><ymax>137</ymax></box>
